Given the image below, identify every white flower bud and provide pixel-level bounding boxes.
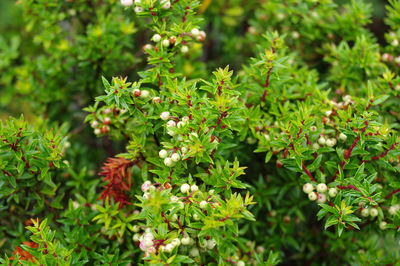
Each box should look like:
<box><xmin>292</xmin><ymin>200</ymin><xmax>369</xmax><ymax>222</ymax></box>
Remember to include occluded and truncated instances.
<box><xmin>159</xmin><ymin>149</ymin><xmax>168</xmax><ymax>159</ymax></box>
<box><xmin>316</xmin><ymin>183</ymin><xmax>327</xmax><ymax>193</ymax></box>
<box><xmin>303</xmin><ymin>183</ymin><xmax>314</xmax><ymax>194</ymax></box>
<box><xmin>181</xmin><ymin>183</ymin><xmax>190</xmax><ymax>193</ymax></box>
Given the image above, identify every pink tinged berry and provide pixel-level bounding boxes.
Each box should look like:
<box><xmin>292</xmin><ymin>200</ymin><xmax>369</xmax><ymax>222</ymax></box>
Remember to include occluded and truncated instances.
<box><xmin>308</xmin><ymin>192</ymin><xmax>317</xmax><ymax>201</ymax></box>
<box><xmin>316</xmin><ymin>183</ymin><xmax>327</xmax><ymax>193</ymax></box>
<box><xmin>121</xmin><ymin>0</ymin><xmax>133</xmax><ymax>6</ymax></box>
<box><xmin>152</xmin><ymin>97</ymin><xmax>161</xmax><ymax>104</ymax></box>
<box><xmin>139</xmin><ymin>241</ymin><xmax>146</xmax><ymax>251</ymax></box>
<box><xmin>133</xmin><ymin>89</ymin><xmax>141</xmax><ymax>97</ymax></box>
<box><xmin>317</xmin><ymin>193</ymin><xmax>326</xmax><ymax>203</ymax></box>
<box><xmin>161</xmin><ymin>0</ymin><xmax>171</xmax><ymax>9</ymax></box>
<box><xmin>141</xmin><ymin>181</ymin><xmax>151</xmax><ymax>192</ymax></box>
<box><xmin>160</xmin><ymin>111</ymin><xmax>170</xmax><ymax>120</ymax></box>
<box><xmin>91</xmin><ymin>121</ymin><xmax>99</xmax><ymax>128</ymax></box>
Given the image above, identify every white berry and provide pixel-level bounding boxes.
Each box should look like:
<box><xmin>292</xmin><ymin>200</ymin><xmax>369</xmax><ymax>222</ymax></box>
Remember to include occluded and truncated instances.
<box><xmin>303</xmin><ymin>183</ymin><xmax>314</xmax><ymax>194</ymax></box>
<box><xmin>369</xmin><ymin>208</ymin><xmax>378</xmax><ymax>217</ymax></box>
<box><xmin>191</xmin><ymin>28</ymin><xmax>200</xmax><ymax>37</ymax></box>
<box><xmin>316</xmin><ymin>183</ymin><xmax>327</xmax><ymax>193</ymax></box>
<box><xmin>162</xmin><ymin>39</ymin><xmax>170</xmax><ymax>47</ymax></box>
<box><xmin>181</xmin><ymin>236</ymin><xmax>191</xmax><ymax>245</ymax></box>
<box><xmin>160</xmin><ymin>111</ymin><xmax>170</xmax><ymax>120</ymax></box>
<box><xmin>171</xmin><ymin>153</ymin><xmax>181</xmax><ymax>162</ymax></box>
<box><xmin>164</xmin><ymin>157</ymin><xmax>174</xmax><ymax>167</ymax></box>
<box><xmin>159</xmin><ymin>149</ymin><xmax>168</xmax><ymax>159</ymax></box>
<box><xmin>140</xmin><ymin>90</ymin><xmax>149</xmax><ymax>98</ymax></box>
<box><xmin>317</xmin><ymin>193</ymin><xmax>327</xmax><ymax>203</ymax></box>
<box><xmin>379</xmin><ymin>221</ymin><xmax>387</xmax><ymax>230</ymax></box>
<box><xmin>134</xmin><ymin>6</ymin><xmax>143</xmax><ymax>13</ymax></box>
<box><xmin>91</xmin><ymin>121</ymin><xmax>99</xmax><ymax>128</ymax></box>
<box><xmin>161</xmin><ymin>0</ymin><xmax>171</xmax><ymax>9</ymax></box>
<box><xmin>152</xmin><ymin>34</ymin><xmax>162</xmax><ymax>42</ymax></box>
<box><xmin>121</xmin><ymin>0</ymin><xmax>133</xmax><ymax>6</ymax></box>
<box><xmin>189</xmin><ymin>248</ymin><xmax>199</xmax><ymax>257</ymax></box>
<box><xmin>318</xmin><ymin>137</ymin><xmax>326</xmax><ymax>145</ymax></box>
<box><xmin>167</xmin><ymin>120</ymin><xmax>176</xmax><ymax>128</ymax></box>
<box><xmin>361</xmin><ymin>208</ymin><xmax>369</xmax><ymax>217</ymax></box>
<box><xmin>190</xmin><ymin>184</ymin><xmax>198</xmax><ymax>192</ymax></box>
<box><xmin>339</xmin><ymin>133</ymin><xmax>347</xmax><ymax>142</ymax></box>
<box><xmin>181</xmin><ymin>183</ymin><xmax>190</xmax><ymax>193</ymax></box>
<box><xmin>328</xmin><ymin>188</ymin><xmax>338</xmax><ymax>197</ymax></box>
<box><xmin>308</xmin><ymin>192</ymin><xmax>317</xmax><ymax>201</ymax></box>
<box><xmin>181</xmin><ymin>45</ymin><xmax>189</xmax><ymax>54</ymax></box>
<box><xmin>199</xmin><ymin>200</ymin><xmax>208</xmax><ymax>209</ymax></box>
<box><xmin>237</xmin><ymin>261</ymin><xmax>245</xmax><ymax>266</ymax></box>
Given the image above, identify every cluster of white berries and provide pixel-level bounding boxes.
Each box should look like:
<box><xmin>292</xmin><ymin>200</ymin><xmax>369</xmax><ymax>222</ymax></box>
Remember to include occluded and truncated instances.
<box><xmin>190</xmin><ymin>28</ymin><xmax>206</xmax><ymax>42</ymax></box>
<box><xmin>303</xmin><ymin>183</ymin><xmax>337</xmax><ymax>203</ymax></box>
<box><xmin>360</xmin><ymin>207</ymin><xmax>378</xmax><ymax>218</ymax></box>
<box><xmin>138</xmin><ymin>229</ymin><xmax>156</xmax><ymax>253</ymax></box>
<box><xmin>318</xmin><ymin>135</ymin><xmax>337</xmax><ymax>148</ymax></box>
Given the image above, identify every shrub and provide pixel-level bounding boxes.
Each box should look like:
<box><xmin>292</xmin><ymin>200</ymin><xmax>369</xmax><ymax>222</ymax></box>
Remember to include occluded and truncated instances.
<box><xmin>1</xmin><ymin>0</ymin><xmax>400</xmax><ymax>265</ymax></box>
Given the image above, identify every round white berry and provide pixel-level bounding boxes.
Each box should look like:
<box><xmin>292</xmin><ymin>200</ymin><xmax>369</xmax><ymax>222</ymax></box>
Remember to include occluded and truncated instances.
<box><xmin>308</xmin><ymin>192</ymin><xmax>317</xmax><ymax>201</ymax></box>
<box><xmin>165</xmin><ymin>243</ymin><xmax>174</xmax><ymax>253</ymax></box>
<box><xmin>181</xmin><ymin>236</ymin><xmax>191</xmax><ymax>245</ymax></box>
<box><xmin>91</xmin><ymin>121</ymin><xmax>99</xmax><ymax>128</ymax></box>
<box><xmin>190</xmin><ymin>184</ymin><xmax>198</xmax><ymax>192</ymax></box>
<box><xmin>162</xmin><ymin>39</ymin><xmax>170</xmax><ymax>47</ymax></box>
<box><xmin>140</xmin><ymin>90</ymin><xmax>149</xmax><ymax>98</ymax></box>
<box><xmin>171</xmin><ymin>238</ymin><xmax>181</xmax><ymax>247</ymax></box>
<box><xmin>159</xmin><ymin>149</ymin><xmax>168</xmax><ymax>159</ymax></box>
<box><xmin>369</xmin><ymin>208</ymin><xmax>378</xmax><ymax>217</ymax></box>
<box><xmin>312</xmin><ymin>143</ymin><xmax>320</xmax><ymax>150</ymax></box>
<box><xmin>121</xmin><ymin>0</ymin><xmax>133</xmax><ymax>6</ymax></box>
<box><xmin>134</xmin><ymin>0</ymin><xmax>141</xmax><ymax>3</ymax></box>
<box><xmin>361</xmin><ymin>208</ymin><xmax>369</xmax><ymax>217</ymax></box>
<box><xmin>317</xmin><ymin>193</ymin><xmax>327</xmax><ymax>203</ymax></box>
<box><xmin>132</xmin><ymin>225</ymin><xmax>140</xmax><ymax>233</ymax></box>
<box><xmin>164</xmin><ymin>157</ymin><xmax>174</xmax><ymax>167</ymax></box>
<box><xmin>167</xmin><ymin>120</ymin><xmax>176</xmax><ymax>128</ymax></box>
<box><xmin>134</xmin><ymin>6</ymin><xmax>143</xmax><ymax>13</ymax></box>
<box><xmin>379</xmin><ymin>221</ymin><xmax>387</xmax><ymax>230</ymax></box>
<box><xmin>310</xmin><ymin>126</ymin><xmax>317</xmax><ymax>132</ymax></box>
<box><xmin>171</xmin><ymin>153</ymin><xmax>181</xmax><ymax>162</ymax></box>
<box><xmin>318</xmin><ymin>137</ymin><xmax>326</xmax><ymax>145</ymax></box>
<box><xmin>237</xmin><ymin>261</ymin><xmax>245</xmax><ymax>266</ymax></box>
<box><xmin>209</xmin><ymin>189</ymin><xmax>214</xmax><ymax>195</ymax></box>
<box><xmin>207</xmin><ymin>239</ymin><xmax>216</xmax><ymax>249</ymax></box>
<box><xmin>133</xmin><ymin>233</ymin><xmax>140</xmax><ymax>241</ymax></box>
<box><xmin>144</xmin><ymin>238</ymin><xmax>153</xmax><ymax>247</ymax></box>
<box><xmin>325</xmin><ymin>110</ymin><xmax>332</xmax><ymax>116</ymax></box>
<box><xmin>181</xmin><ymin>183</ymin><xmax>190</xmax><ymax>193</ymax></box>
<box><xmin>389</xmin><ymin>206</ymin><xmax>398</xmax><ymax>215</ymax></box>
<box><xmin>189</xmin><ymin>248</ymin><xmax>199</xmax><ymax>257</ymax></box>
<box><xmin>182</xmin><ymin>116</ymin><xmax>189</xmax><ymax>122</ymax></box>
<box><xmin>94</xmin><ymin>128</ymin><xmax>101</xmax><ymax>135</ymax></box>
<box><xmin>161</xmin><ymin>0</ymin><xmax>171</xmax><ymax>9</ymax></box>
<box><xmin>193</xmin><ymin>213</ymin><xmax>200</xmax><ymax>221</ymax></box>
<box><xmin>152</xmin><ymin>34</ymin><xmax>162</xmax><ymax>42</ymax></box>
<box><xmin>316</xmin><ymin>183</ymin><xmax>327</xmax><ymax>193</ymax></box>
<box><xmin>395</xmin><ymin>56</ymin><xmax>400</xmax><ymax>64</ymax></box>
<box><xmin>199</xmin><ymin>200</ymin><xmax>208</xmax><ymax>209</ymax></box>
<box><xmin>303</xmin><ymin>183</ymin><xmax>314</xmax><ymax>194</ymax></box>
<box><xmin>167</xmin><ymin>129</ymin><xmax>176</xmax><ymax>136</ymax></box>
<box><xmin>326</xmin><ymin>139</ymin><xmax>336</xmax><ymax>147</ymax></box>
<box><xmin>181</xmin><ymin>45</ymin><xmax>189</xmax><ymax>54</ymax></box>
<box><xmin>191</xmin><ymin>28</ymin><xmax>200</xmax><ymax>37</ymax></box>
<box><xmin>181</xmin><ymin>146</ymin><xmax>188</xmax><ymax>154</ymax></box>
<box><xmin>160</xmin><ymin>111</ymin><xmax>170</xmax><ymax>120</ymax></box>
<box><xmin>328</xmin><ymin>188</ymin><xmax>338</xmax><ymax>197</ymax></box>
<box><xmin>339</xmin><ymin>133</ymin><xmax>347</xmax><ymax>142</ymax></box>
<box><xmin>170</xmin><ymin>196</ymin><xmax>179</xmax><ymax>202</ymax></box>
<box><xmin>392</xmin><ymin>39</ymin><xmax>399</xmax><ymax>47</ymax></box>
